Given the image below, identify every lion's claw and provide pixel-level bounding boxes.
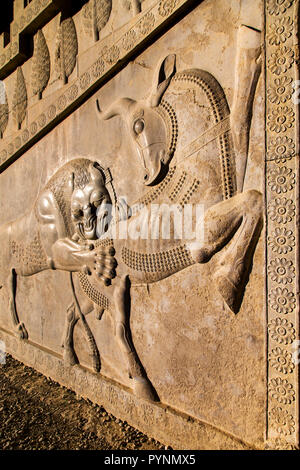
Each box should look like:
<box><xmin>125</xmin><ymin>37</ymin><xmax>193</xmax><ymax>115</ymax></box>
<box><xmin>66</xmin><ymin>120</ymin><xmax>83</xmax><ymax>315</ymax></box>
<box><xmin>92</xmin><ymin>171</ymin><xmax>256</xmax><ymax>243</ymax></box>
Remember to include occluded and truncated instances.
<box><xmin>91</xmin><ymin>244</ymin><xmax>117</xmax><ymax>286</ymax></box>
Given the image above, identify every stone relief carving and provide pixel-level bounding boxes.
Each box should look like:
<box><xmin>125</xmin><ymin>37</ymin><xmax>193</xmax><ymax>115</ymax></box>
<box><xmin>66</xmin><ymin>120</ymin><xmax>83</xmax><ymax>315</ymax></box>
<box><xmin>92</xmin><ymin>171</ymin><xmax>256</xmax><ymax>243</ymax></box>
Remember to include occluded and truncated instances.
<box><xmin>231</xmin><ymin>25</ymin><xmax>262</xmax><ymax>193</ymax></box>
<box><xmin>75</xmin><ymin>0</ymin><xmax>143</xmax><ymax>44</ymax></box>
<box><xmin>0</xmin><ymin>87</ymin><xmax>9</xmax><ymax>139</ymax></box>
<box><xmin>0</xmin><ymin>0</ymin><xmax>298</xmax><ymax>450</ymax></box>
<box><xmin>0</xmin><ymin>0</ymin><xmax>58</xmax><ymax>79</ymax></box>
<box><xmin>96</xmin><ymin>26</ymin><xmax>263</xmax><ymax>314</ymax></box>
<box><xmin>31</xmin><ymin>29</ymin><xmax>51</xmax><ymax>100</ymax></box>
<box><xmin>0</xmin><ymin>0</ymin><xmax>144</xmax><ymax>81</ymax></box>
<box><xmin>265</xmin><ymin>0</ymin><xmax>298</xmax><ymax>448</ymax></box>
<box><xmin>0</xmin><ymin>0</ymin><xmax>190</xmax><ymax>169</ymax></box>
<box><xmin>55</xmin><ymin>14</ymin><xmax>78</xmax><ymax>84</ymax></box>
<box><xmin>0</xmin><ymin>25</ymin><xmax>265</xmax><ymax>408</ymax></box>
<box><xmin>0</xmin><ymin>158</ymin><xmax>157</xmax><ymax>401</ymax></box>
<box><xmin>82</xmin><ymin>0</ymin><xmax>113</xmax><ymax>42</ymax></box>
<box><xmin>12</xmin><ymin>66</ymin><xmax>27</xmax><ymax>130</ymax></box>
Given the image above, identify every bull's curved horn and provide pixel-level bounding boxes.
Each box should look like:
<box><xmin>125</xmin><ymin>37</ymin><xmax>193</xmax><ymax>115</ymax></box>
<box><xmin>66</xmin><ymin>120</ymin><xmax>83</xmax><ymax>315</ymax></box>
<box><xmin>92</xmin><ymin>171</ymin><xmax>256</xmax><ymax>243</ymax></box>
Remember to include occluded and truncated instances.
<box><xmin>96</xmin><ymin>97</ymin><xmax>135</xmax><ymax>120</ymax></box>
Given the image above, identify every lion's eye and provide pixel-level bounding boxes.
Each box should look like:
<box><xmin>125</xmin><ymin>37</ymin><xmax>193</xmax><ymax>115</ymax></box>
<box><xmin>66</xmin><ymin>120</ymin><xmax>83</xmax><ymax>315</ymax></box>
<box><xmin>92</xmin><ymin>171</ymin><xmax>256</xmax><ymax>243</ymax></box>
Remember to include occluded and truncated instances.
<box><xmin>73</xmin><ymin>208</ymin><xmax>83</xmax><ymax>219</ymax></box>
<box><xmin>91</xmin><ymin>191</ymin><xmax>104</xmax><ymax>208</ymax></box>
<box><xmin>92</xmin><ymin>198</ymin><xmax>103</xmax><ymax>208</ymax></box>
<box><xmin>133</xmin><ymin>119</ymin><xmax>144</xmax><ymax>135</ymax></box>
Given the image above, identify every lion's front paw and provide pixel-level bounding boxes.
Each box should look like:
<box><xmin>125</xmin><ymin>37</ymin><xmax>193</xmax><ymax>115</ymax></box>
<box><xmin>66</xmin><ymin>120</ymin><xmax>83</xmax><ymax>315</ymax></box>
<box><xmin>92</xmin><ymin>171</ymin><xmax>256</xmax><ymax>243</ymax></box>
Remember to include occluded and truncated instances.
<box><xmin>92</xmin><ymin>244</ymin><xmax>117</xmax><ymax>286</ymax></box>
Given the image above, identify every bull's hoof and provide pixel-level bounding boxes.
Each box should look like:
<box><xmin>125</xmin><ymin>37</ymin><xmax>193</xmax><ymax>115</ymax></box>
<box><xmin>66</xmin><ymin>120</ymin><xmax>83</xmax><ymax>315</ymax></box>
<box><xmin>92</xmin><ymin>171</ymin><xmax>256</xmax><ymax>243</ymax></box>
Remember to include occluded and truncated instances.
<box><xmin>131</xmin><ymin>377</ymin><xmax>158</xmax><ymax>402</ymax></box>
<box><xmin>216</xmin><ymin>274</ymin><xmax>240</xmax><ymax>314</ymax></box>
<box><xmin>63</xmin><ymin>347</ymin><xmax>79</xmax><ymax>366</ymax></box>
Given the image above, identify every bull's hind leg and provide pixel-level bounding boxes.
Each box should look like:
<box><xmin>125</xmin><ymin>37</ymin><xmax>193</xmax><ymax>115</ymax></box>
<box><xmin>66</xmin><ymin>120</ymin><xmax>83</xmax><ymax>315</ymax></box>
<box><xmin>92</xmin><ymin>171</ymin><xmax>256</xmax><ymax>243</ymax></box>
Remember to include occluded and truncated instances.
<box><xmin>8</xmin><ymin>269</ymin><xmax>28</xmax><ymax>339</ymax></box>
<box><xmin>113</xmin><ymin>275</ymin><xmax>158</xmax><ymax>401</ymax></box>
<box><xmin>188</xmin><ymin>189</ymin><xmax>263</xmax><ymax>313</ymax></box>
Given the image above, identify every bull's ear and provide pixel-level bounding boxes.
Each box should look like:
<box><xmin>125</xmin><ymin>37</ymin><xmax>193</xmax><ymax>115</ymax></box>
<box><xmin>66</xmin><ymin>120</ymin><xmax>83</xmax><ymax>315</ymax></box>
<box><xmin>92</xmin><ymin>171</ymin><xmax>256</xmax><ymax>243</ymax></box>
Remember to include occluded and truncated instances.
<box><xmin>150</xmin><ymin>54</ymin><xmax>176</xmax><ymax>108</ymax></box>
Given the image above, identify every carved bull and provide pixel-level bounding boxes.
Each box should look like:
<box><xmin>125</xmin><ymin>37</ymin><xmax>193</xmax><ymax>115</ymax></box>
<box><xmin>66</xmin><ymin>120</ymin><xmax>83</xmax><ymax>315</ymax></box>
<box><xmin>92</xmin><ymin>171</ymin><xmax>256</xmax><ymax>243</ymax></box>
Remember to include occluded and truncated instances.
<box><xmin>96</xmin><ymin>25</ymin><xmax>263</xmax><ymax>314</ymax></box>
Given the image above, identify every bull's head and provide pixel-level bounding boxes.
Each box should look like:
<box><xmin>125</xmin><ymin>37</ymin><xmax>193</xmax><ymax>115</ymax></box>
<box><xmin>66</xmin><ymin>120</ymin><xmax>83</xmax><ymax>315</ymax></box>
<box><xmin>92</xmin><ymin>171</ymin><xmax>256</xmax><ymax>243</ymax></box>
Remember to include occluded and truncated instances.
<box><xmin>96</xmin><ymin>55</ymin><xmax>176</xmax><ymax>186</ymax></box>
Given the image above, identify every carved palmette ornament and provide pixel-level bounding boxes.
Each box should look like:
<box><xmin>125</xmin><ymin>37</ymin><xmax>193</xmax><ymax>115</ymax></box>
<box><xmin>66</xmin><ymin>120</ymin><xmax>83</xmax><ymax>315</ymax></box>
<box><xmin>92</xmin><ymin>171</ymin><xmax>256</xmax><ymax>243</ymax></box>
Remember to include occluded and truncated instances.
<box><xmin>12</xmin><ymin>67</ymin><xmax>28</xmax><ymax>130</ymax></box>
<box><xmin>31</xmin><ymin>29</ymin><xmax>50</xmax><ymax>100</ymax></box>
<box><xmin>82</xmin><ymin>0</ymin><xmax>112</xmax><ymax>42</ymax></box>
<box><xmin>55</xmin><ymin>16</ymin><xmax>78</xmax><ymax>84</ymax></box>
<box><xmin>0</xmin><ymin>86</ymin><xmax>9</xmax><ymax>139</ymax></box>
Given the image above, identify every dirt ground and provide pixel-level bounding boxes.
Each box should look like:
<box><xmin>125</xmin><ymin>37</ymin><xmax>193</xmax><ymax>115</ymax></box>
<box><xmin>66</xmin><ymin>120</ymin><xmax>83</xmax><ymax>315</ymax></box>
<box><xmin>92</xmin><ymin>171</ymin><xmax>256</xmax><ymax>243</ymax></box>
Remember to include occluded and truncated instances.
<box><xmin>0</xmin><ymin>354</ymin><xmax>165</xmax><ymax>450</ymax></box>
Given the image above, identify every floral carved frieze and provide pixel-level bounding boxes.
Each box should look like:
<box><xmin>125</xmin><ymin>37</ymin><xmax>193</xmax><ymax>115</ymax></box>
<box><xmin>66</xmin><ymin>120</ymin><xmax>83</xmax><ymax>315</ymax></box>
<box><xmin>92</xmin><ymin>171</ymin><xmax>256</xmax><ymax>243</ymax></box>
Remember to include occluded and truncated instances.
<box><xmin>0</xmin><ymin>0</ymin><xmax>62</xmax><ymax>79</ymax></box>
<box><xmin>0</xmin><ymin>0</ymin><xmax>193</xmax><ymax>171</ymax></box>
<box><xmin>265</xmin><ymin>0</ymin><xmax>299</xmax><ymax>449</ymax></box>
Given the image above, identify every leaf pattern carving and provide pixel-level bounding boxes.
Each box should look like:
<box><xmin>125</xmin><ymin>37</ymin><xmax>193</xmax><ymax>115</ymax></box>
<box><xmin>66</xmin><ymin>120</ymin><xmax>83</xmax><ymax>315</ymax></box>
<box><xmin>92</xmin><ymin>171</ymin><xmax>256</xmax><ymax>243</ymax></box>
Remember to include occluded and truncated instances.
<box><xmin>82</xmin><ymin>0</ymin><xmax>112</xmax><ymax>42</ymax></box>
<box><xmin>31</xmin><ymin>29</ymin><xmax>50</xmax><ymax>100</ymax></box>
<box><xmin>0</xmin><ymin>84</ymin><xmax>9</xmax><ymax>138</ymax></box>
<box><xmin>55</xmin><ymin>16</ymin><xmax>78</xmax><ymax>84</ymax></box>
<box><xmin>12</xmin><ymin>67</ymin><xmax>27</xmax><ymax>130</ymax></box>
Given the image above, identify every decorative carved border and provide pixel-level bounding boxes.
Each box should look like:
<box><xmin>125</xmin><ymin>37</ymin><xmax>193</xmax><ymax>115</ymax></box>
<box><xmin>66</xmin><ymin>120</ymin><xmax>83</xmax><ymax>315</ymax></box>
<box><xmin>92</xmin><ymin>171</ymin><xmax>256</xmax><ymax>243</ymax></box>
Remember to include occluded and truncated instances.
<box><xmin>265</xmin><ymin>0</ymin><xmax>299</xmax><ymax>450</ymax></box>
<box><xmin>0</xmin><ymin>0</ymin><xmax>196</xmax><ymax>172</ymax></box>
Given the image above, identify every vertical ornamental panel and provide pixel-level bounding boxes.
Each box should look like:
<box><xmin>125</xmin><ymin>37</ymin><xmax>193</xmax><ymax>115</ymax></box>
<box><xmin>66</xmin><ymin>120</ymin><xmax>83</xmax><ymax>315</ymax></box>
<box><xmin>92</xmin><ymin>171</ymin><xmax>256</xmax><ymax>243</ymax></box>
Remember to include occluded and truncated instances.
<box><xmin>265</xmin><ymin>0</ymin><xmax>299</xmax><ymax>450</ymax></box>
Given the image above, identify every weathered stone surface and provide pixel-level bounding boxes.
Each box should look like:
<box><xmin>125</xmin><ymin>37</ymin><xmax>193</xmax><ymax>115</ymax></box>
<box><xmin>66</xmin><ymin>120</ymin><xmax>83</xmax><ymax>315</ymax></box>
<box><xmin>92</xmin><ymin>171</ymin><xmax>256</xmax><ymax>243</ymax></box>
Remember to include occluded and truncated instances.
<box><xmin>0</xmin><ymin>0</ymin><xmax>299</xmax><ymax>450</ymax></box>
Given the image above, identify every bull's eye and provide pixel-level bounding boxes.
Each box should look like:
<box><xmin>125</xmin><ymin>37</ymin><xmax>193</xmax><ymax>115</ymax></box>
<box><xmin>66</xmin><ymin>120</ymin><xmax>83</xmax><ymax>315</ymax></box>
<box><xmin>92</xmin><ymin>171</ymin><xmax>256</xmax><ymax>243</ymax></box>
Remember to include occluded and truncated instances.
<box><xmin>133</xmin><ymin>119</ymin><xmax>144</xmax><ymax>135</ymax></box>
